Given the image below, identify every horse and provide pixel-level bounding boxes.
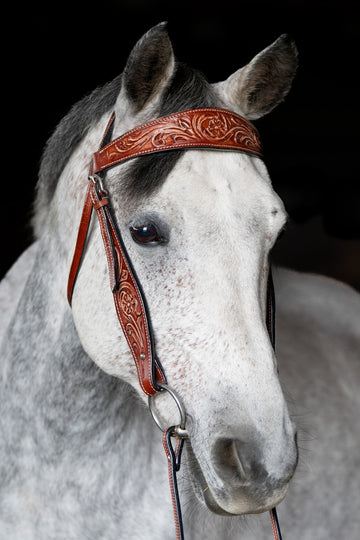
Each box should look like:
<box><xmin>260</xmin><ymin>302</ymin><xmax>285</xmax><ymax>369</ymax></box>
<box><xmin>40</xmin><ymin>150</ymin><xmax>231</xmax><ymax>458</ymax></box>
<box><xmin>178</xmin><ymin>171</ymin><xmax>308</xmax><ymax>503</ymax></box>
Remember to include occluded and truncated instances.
<box><xmin>1</xmin><ymin>22</ymin><xmax>359</xmax><ymax>539</ymax></box>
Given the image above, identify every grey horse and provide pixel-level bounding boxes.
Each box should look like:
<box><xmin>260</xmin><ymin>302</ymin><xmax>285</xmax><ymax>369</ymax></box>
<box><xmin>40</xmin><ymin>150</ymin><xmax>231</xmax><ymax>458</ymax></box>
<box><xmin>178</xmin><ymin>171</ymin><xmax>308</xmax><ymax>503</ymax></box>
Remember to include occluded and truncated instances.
<box><xmin>1</xmin><ymin>23</ymin><xmax>359</xmax><ymax>539</ymax></box>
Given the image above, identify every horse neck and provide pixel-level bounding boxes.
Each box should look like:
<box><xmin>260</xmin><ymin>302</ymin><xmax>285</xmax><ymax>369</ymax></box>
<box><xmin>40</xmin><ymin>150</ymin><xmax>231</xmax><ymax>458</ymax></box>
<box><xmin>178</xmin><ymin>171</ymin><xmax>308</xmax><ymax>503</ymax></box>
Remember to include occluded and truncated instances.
<box><xmin>1</xmin><ymin>222</ymin><xmax>151</xmax><ymax>462</ymax></box>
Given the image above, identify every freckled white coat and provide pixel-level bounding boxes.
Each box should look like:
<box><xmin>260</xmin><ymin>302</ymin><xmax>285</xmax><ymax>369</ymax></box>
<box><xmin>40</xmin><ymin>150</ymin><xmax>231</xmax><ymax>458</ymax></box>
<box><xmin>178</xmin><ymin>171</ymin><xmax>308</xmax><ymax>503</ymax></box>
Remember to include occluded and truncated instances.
<box><xmin>1</xmin><ymin>23</ymin><xmax>359</xmax><ymax>539</ymax></box>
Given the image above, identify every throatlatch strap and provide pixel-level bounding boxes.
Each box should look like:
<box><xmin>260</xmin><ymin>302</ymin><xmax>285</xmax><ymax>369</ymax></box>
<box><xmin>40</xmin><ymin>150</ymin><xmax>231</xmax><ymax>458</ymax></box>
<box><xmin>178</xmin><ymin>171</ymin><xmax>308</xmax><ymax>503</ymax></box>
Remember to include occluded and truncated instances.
<box><xmin>67</xmin><ymin>182</ymin><xmax>93</xmax><ymax>305</ymax></box>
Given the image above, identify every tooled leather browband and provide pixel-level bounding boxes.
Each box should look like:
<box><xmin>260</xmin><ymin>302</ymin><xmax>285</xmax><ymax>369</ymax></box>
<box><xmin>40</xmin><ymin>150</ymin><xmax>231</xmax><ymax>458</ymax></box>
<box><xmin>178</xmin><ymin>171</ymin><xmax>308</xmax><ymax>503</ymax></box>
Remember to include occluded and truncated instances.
<box><xmin>68</xmin><ymin>108</ymin><xmax>263</xmax><ymax>396</ymax></box>
<box><xmin>92</xmin><ymin>108</ymin><xmax>262</xmax><ymax>174</ymax></box>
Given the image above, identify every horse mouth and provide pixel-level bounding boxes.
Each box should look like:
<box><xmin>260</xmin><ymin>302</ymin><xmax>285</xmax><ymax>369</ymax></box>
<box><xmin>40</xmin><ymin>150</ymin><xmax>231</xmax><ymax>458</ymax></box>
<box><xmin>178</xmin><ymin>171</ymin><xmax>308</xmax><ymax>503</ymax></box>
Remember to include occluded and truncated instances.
<box><xmin>185</xmin><ymin>442</ymin><xmax>235</xmax><ymax>516</ymax></box>
<box><xmin>184</xmin><ymin>440</ymin><xmax>292</xmax><ymax>516</ymax></box>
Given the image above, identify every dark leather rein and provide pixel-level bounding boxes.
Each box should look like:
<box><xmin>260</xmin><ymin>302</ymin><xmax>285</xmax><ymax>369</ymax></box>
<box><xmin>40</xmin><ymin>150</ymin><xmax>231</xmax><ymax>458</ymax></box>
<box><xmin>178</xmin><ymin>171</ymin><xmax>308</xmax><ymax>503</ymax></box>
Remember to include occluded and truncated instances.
<box><xmin>67</xmin><ymin>107</ymin><xmax>282</xmax><ymax>539</ymax></box>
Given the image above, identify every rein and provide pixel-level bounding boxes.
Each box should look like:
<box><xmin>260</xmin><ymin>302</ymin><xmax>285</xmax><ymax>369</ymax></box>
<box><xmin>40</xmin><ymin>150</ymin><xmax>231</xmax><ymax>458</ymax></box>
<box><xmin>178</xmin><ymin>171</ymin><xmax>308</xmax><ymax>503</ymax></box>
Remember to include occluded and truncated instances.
<box><xmin>67</xmin><ymin>107</ymin><xmax>282</xmax><ymax>539</ymax></box>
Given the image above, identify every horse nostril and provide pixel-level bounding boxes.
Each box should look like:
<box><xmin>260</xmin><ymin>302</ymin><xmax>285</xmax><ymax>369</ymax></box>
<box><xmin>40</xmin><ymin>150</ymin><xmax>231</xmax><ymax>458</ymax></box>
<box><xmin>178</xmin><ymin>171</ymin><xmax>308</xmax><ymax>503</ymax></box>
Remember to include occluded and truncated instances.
<box><xmin>212</xmin><ymin>438</ymin><xmax>248</xmax><ymax>482</ymax></box>
<box><xmin>212</xmin><ymin>438</ymin><xmax>267</xmax><ymax>485</ymax></box>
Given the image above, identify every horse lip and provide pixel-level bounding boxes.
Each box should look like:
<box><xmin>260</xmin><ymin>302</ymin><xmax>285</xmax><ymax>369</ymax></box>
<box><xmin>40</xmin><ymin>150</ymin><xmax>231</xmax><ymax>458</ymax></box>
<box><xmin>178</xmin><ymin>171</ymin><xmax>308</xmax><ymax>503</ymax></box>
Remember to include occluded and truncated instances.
<box><xmin>184</xmin><ymin>439</ymin><xmax>292</xmax><ymax>516</ymax></box>
<box><xmin>185</xmin><ymin>441</ymin><xmax>236</xmax><ymax>516</ymax></box>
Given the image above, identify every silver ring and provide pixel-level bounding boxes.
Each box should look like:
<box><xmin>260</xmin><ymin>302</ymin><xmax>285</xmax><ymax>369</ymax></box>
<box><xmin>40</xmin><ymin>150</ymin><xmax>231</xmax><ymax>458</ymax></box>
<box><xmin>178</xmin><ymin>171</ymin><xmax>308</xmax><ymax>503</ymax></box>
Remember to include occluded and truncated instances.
<box><xmin>88</xmin><ymin>174</ymin><xmax>108</xmax><ymax>196</ymax></box>
<box><xmin>148</xmin><ymin>383</ymin><xmax>188</xmax><ymax>439</ymax></box>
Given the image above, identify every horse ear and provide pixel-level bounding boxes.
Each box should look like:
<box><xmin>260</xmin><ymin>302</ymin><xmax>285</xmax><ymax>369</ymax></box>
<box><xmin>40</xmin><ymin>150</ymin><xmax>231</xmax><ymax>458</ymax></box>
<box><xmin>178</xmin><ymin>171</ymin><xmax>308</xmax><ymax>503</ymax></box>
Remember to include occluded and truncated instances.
<box><xmin>118</xmin><ymin>22</ymin><xmax>175</xmax><ymax>114</ymax></box>
<box><xmin>214</xmin><ymin>35</ymin><xmax>298</xmax><ymax>120</ymax></box>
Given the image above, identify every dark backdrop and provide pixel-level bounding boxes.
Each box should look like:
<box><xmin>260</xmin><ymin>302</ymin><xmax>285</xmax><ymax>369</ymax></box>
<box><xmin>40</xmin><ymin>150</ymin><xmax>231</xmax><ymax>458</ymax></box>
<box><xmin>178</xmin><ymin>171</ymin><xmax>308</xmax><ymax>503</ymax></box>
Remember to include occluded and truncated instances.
<box><xmin>4</xmin><ymin>0</ymin><xmax>359</xmax><ymax>288</ymax></box>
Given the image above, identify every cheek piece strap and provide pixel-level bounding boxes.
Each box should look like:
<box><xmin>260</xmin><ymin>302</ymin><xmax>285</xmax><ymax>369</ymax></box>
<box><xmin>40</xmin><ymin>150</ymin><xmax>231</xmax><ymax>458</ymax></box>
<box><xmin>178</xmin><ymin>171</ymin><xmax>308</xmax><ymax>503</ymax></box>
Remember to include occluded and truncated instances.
<box><xmin>67</xmin><ymin>108</ymin><xmax>282</xmax><ymax>539</ymax></box>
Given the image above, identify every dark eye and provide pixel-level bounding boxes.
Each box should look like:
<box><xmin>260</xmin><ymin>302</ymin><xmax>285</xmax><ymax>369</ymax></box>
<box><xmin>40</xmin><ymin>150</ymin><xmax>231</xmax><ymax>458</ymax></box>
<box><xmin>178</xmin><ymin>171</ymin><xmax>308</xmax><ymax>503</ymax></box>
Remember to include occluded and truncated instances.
<box><xmin>130</xmin><ymin>223</ymin><xmax>165</xmax><ymax>245</ymax></box>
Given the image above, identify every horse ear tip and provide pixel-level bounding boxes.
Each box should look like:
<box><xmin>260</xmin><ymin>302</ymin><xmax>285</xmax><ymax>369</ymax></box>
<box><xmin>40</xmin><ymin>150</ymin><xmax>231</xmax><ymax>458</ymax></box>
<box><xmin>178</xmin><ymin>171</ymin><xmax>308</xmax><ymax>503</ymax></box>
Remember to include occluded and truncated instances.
<box><xmin>152</xmin><ymin>21</ymin><xmax>169</xmax><ymax>34</ymax></box>
<box><xmin>143</xmin><ymin>21</ymin><xmax>171</xmax><ymax>44</ymax></box>
<box><xmin>276</xmin><ymin>33</ymin><xmax>293</xmax><ymax>44</ymax></box>
<box><xmin>276</xmin><ymin>34</ymin><xmax>298</xmax><ymax>55</ymax></box>
<box><xmin>278</xmin><ymin>33</ymin><xmax>292</xmax><ymax>42</ymax></box>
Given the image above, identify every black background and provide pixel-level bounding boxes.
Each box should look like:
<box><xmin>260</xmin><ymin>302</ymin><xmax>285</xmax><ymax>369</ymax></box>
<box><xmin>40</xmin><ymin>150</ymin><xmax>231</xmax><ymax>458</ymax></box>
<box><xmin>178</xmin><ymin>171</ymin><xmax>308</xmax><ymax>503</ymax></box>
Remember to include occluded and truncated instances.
<box><xmin>4</xmin><ymin>0</ymin><xmax>359</xmax><ymax>288</ymax></box>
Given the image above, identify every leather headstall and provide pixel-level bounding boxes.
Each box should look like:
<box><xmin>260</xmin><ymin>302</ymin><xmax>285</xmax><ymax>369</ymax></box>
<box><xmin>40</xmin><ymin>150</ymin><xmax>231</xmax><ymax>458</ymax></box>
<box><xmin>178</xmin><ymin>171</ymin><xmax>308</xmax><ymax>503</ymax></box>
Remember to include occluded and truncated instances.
<box><xmin>67</xmin><ymin>107</ymin><xmax>263</xmax><ymax>396</ymax></box>
<box><xmin>67</xmin><ymin>107</ymin><xmax>283</xmax><ymax>540</ymax></box>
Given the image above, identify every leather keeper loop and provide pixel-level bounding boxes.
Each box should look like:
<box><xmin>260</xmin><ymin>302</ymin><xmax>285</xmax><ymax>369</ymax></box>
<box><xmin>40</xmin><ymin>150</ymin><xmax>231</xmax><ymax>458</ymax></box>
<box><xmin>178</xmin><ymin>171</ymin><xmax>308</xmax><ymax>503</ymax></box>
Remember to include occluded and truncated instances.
<box><xmin>93</xmin><ymin>198</ymin><xmax>109</xmax><ymax>210</ymax></box>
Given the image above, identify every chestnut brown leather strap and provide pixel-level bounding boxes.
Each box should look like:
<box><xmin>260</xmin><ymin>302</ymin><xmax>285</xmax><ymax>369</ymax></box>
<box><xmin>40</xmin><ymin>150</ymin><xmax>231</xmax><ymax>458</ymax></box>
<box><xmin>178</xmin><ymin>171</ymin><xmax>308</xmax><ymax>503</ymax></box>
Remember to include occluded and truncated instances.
<box><xmin>67</xmin><ymin>112</ymin><xmax>116</xmax><ymax>305</ymax></box>
<box><xmin>270</xmin><ymin>508</ymin><xmax>282</xmax><ymax>540</ymax></box>
<box><xmin>90</xmin><ymin>180</ymin><xmax>166</xmax><ymax>395</ymax></box>
<box><xmin>67</xmin><ymin>182</ymin><xmax>93</xmax><ymax>305</ymax></box>
<box><xmin>92</xmin><ymin>108</ymin><xmax>262</xmax><ymax>174</ymax></box>
<box><xmin>68</xmin><ymin>176</ymin><xmax>166</xmax><ymax>395</ymax></box>
<box><xmin>163</xmin><ymin>429</ymin><xmax>185</xmax><ymax>540</ymax></box>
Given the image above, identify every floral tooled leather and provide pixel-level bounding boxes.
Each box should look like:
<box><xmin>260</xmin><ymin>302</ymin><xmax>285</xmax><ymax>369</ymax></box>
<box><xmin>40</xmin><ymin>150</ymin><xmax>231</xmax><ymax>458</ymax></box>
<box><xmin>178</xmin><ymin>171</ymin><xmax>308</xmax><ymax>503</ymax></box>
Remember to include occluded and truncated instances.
<box><xmin>97</xmin><ymin>193</ymin><xmax>162</xmax><ymax>396</ymax></box>
<box><xmin>92</xmin><ymin>108</ymin><xmax>262</xmax><ymax>174</ymax></box>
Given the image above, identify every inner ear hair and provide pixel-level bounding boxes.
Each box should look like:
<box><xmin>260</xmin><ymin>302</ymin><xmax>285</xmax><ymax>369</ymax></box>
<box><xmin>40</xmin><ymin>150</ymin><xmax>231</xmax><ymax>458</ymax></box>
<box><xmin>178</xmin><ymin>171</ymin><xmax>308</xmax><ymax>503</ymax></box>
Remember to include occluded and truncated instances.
<box><xmin>244</xmin><ymin>34</ymin><xmax>298</xmax><ymax>117</ymax></box>
<box><xmin>214</xmin><ymin>34</ymin><xmax>298</xmax><ymax>120</ymax></box>
<box><xmin>123</xmin><ymin>22</ymin><xmax>175</xmax><ymax>112</ymax></box>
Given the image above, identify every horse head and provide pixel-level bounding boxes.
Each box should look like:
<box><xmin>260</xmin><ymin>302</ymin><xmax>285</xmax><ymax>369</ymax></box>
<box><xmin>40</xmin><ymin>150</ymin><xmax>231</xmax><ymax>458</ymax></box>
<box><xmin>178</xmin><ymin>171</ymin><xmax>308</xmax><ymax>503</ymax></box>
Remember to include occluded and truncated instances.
<box><xmin>53</xmin><ymin>23</ymin><xmax>299</xmax><ymax>517</ymax></box>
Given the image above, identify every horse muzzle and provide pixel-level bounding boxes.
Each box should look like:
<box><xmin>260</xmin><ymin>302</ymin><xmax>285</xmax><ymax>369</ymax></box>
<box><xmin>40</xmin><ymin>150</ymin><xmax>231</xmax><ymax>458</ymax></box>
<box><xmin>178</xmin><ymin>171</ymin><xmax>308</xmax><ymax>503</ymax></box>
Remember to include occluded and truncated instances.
<box><xmin>186</xmin><ymin>426</ymin><xmax>298</xmax><ymax>516</ymax></box>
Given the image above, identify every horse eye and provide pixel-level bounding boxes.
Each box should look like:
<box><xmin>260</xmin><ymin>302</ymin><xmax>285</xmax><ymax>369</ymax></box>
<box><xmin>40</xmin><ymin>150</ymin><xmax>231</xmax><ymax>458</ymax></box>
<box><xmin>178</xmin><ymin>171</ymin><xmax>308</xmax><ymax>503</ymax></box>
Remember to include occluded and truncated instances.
<box><xmin>130</xmin><ymin>223</ymin><xmax>164</xmax><ymax>245</ymax></box>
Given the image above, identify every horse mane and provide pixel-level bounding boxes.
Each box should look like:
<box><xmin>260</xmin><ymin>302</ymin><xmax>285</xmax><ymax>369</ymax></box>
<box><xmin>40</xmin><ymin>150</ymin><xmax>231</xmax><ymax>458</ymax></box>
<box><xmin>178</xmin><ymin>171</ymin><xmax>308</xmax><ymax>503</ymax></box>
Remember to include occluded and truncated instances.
<box><xmin>32</xmin><ymin>74</ymin><xmax>123</xmax><ymax>237</ymax></box>
<box><xmin>32</xmin><ymin>62</ymin><xmax>218</xmax><ymax>238</ymax></box>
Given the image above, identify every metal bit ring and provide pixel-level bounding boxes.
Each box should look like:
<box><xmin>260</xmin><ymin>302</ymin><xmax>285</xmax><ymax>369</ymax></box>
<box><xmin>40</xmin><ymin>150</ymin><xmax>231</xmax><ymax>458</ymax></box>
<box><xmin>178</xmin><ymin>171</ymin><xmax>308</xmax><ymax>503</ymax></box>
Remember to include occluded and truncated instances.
<box><xmin>148</xmin><ymin>383</ymin><xmax>189</xmax><ymax>439</ymax></box>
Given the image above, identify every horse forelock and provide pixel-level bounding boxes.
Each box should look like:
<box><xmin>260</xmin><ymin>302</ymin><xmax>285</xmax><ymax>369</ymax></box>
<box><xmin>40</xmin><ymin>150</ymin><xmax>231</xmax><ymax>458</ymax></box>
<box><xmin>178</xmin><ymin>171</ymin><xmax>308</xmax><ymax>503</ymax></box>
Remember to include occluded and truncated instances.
<box><xmin>32</xmin><ymin>63</ymin><xmax>217</xmax><ymax>237</ymax></box>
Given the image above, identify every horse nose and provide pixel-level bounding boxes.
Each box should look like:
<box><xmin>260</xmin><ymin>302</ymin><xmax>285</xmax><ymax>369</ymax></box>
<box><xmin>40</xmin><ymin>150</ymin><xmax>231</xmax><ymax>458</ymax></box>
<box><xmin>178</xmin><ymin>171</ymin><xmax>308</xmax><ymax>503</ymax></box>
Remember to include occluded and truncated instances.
<box><xmin>212</xmin><ymin>438</ymin><xmax>264</xmax><ymax>485</ymax></box>
<box><xmin>211</xmin><ymin>436</ymin><xmax>297</xmax><ymax>488</ymax></box>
